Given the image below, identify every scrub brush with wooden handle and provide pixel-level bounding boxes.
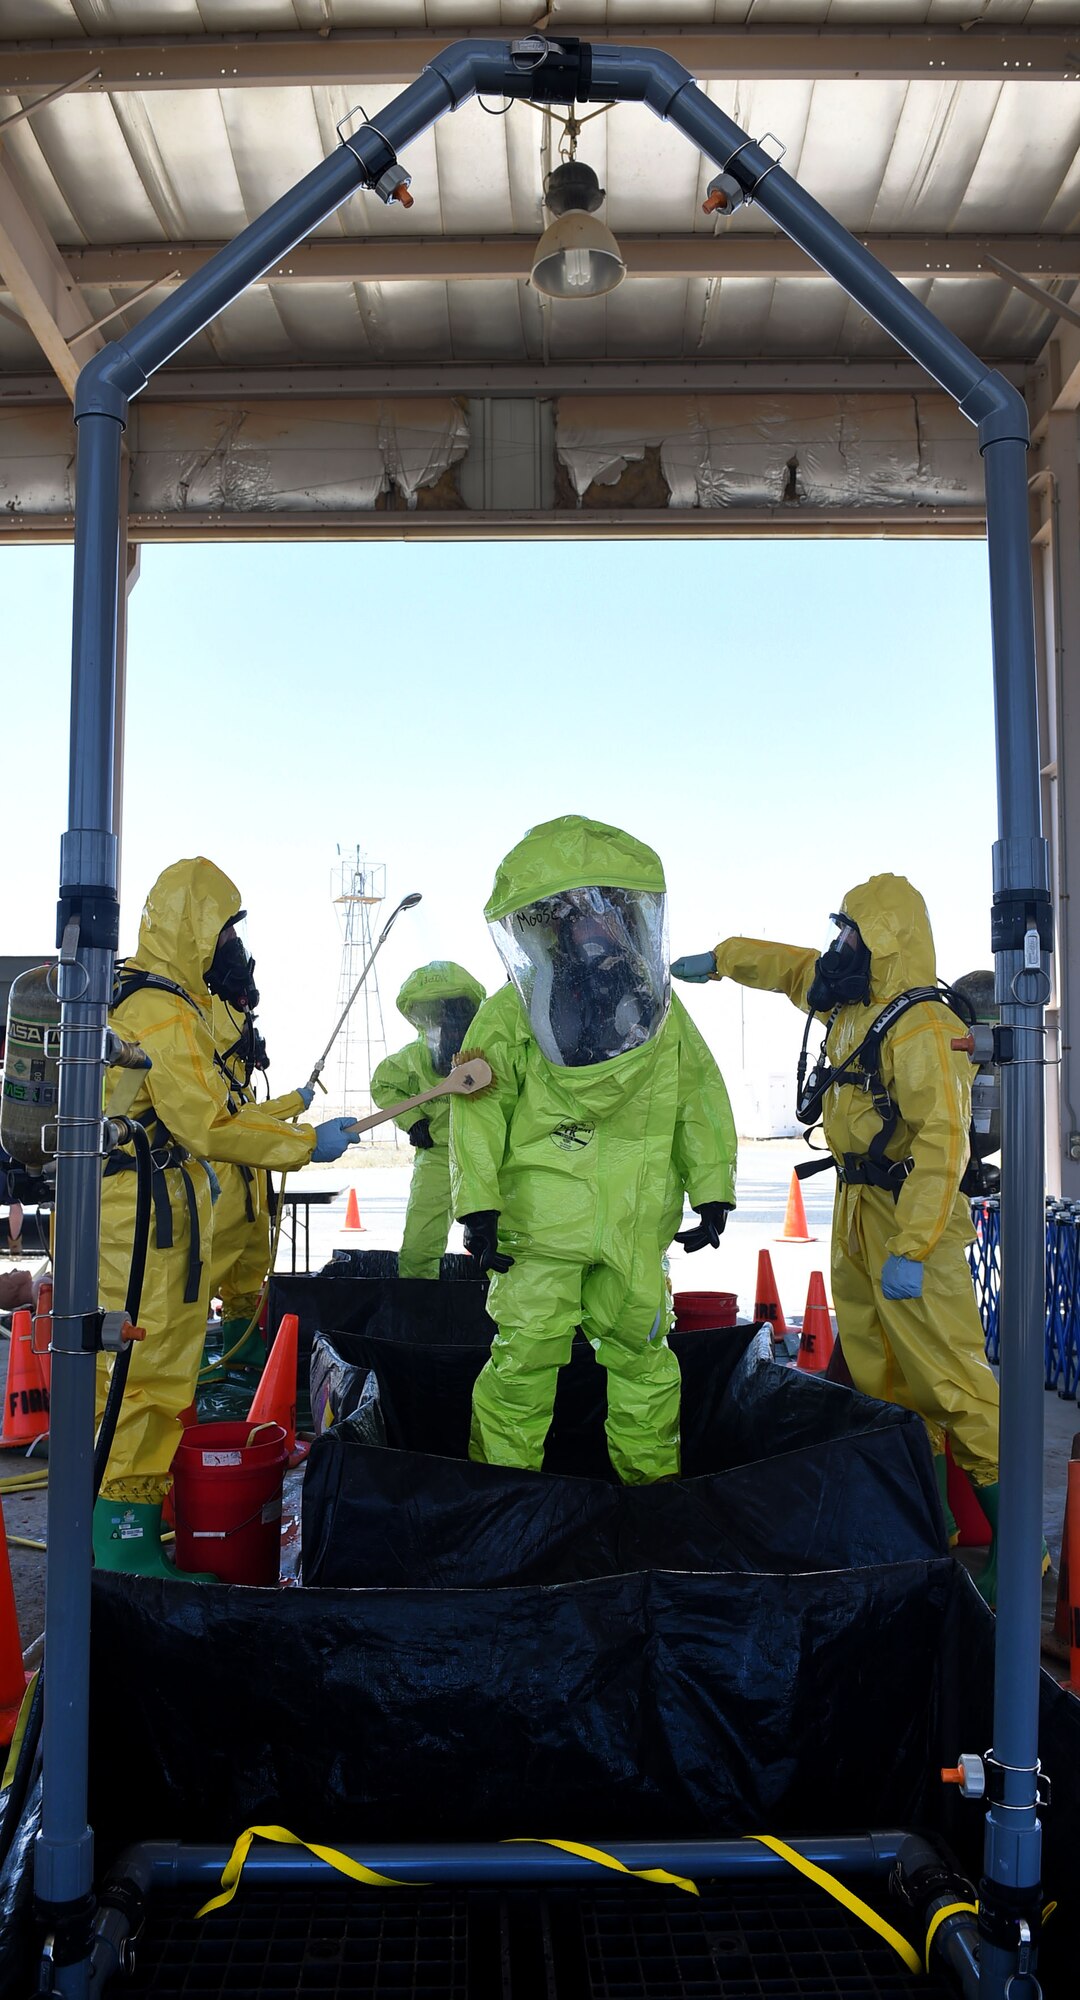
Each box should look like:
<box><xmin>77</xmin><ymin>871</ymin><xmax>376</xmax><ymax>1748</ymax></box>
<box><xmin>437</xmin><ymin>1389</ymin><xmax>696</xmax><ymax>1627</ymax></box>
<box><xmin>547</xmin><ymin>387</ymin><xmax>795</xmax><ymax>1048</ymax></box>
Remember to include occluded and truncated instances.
<box><xmin>343</xmin><ymin>1049</ymin><xmax>493</xmax><ymax>1138</ymax></box>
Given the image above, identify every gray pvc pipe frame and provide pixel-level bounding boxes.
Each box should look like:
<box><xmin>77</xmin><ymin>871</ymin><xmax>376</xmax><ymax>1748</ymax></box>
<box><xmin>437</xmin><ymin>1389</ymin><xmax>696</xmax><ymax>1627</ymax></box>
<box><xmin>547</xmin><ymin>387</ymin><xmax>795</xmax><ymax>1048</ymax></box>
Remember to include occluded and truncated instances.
<box><xmin>46</xmin><ymin>36</ymin><xmax>1047</xmax><ymax>2000</ymax></box>
<box><xmin>87</xmin><ymin>1835</ymin><xmax>909</xmax><ymax>1990</ymax></box>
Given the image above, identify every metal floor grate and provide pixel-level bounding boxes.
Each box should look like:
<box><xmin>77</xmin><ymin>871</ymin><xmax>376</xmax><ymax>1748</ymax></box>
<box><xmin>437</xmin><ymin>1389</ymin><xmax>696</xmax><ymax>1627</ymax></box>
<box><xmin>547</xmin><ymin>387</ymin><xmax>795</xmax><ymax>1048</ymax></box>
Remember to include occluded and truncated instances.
<box><xmin>122</xmin><ymin>1887</ymin><xmax>471</xmax><ymax>1998</ymax></box>
<box><xmin>575</xmin><ymin>1883</ymin><xmax>948</xmax><ymax>1998</ymax></box>
<box><xmin>119</xmin><ymin>1879</ymin><xmax>953</xmax><ymax>2000</ymax></box>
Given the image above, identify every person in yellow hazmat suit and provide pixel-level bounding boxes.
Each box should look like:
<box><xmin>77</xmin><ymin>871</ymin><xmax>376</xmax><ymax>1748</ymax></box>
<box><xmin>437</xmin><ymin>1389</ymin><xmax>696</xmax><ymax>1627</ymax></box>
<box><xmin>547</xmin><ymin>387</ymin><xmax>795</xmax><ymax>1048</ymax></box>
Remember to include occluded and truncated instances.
<box><xmin>450</xmin><ymin>815</ymin><xmax>738</xmax><ymax>1484</ymax></box>
<box><xmin>672</xmin><ymin>873</ymin><xmax>1017</xmax><ymax>1605</ymax></box>
<box><xmin>370</xmin><ymin>963</ymin><xmax>486</xmax><ymax>1279</ymax></box>
<box><xmin>95</xmin><ymin>856</ymin><xmax>362</xmax><ymax>1578</ymax></box>
<box><xmin>208</xmin><ymin>976</ymin><xmax>314</xmax><ymax>1368</ymax></box>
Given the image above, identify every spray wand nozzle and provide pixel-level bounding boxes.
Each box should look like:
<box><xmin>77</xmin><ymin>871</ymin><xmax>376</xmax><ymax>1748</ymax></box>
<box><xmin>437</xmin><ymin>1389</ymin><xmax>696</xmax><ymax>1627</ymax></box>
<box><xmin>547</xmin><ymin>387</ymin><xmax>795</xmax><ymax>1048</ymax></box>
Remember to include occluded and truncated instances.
<box><xmin>307</xmin><ymin>890</ymin><xmax>423</xmax><ymax>1092</ymax></box>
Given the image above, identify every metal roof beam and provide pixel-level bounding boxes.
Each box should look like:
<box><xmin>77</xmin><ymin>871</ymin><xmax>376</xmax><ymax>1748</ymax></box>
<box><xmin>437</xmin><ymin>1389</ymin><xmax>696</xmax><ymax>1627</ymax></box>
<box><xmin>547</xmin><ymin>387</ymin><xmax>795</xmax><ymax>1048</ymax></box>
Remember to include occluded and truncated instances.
<box><xmin>0</xmin><ymin>507</ymin><xmax>986</xmax><ymax>544</ymax></box>
<box><xmin>0</xmin><ymin>148</ymin><xmax>100</xmax><ymax>397</ymax></box>
<box><xmin>57</xmin><ymin>235</ymin><xmax>1080</xmax><ymax>288</ymax></box>
<box><xmin>0</xmin><ymin>28</ymin><xmax>1075</xmax><ymax>92</ymax></box>
<box><xmin>0</xmin><ymin>359</ymin><xmax>1028</xmax><ymax>403</ymax></box>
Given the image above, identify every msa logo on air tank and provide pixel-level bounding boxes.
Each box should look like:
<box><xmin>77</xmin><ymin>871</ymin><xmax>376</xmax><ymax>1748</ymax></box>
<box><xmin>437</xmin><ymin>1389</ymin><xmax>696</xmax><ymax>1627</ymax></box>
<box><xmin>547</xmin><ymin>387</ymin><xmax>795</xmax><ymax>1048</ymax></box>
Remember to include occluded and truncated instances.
<box><xmin>551</xmin><ymin>1122</ymin><xmax>595</xmax><ymax>1151</ymax></box>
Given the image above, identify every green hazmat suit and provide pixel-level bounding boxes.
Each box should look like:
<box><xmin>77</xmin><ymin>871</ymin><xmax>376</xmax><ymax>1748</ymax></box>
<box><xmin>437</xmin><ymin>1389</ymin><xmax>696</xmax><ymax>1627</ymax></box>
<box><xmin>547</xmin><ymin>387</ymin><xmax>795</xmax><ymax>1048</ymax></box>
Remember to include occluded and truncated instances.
<box><xmin>451</xmin><ymin>816</ymin><xmax>737</xmax><ymax>1484</ymax></box>
<box><xmin>710</xmin><ymin>873</ymin><xmax>999</xmax><ymax>1486</ymax></box>
<box><xmin>370</xmin><ymin>961</ymin><xmax>486</xmax><ymax>1279</ymax></box>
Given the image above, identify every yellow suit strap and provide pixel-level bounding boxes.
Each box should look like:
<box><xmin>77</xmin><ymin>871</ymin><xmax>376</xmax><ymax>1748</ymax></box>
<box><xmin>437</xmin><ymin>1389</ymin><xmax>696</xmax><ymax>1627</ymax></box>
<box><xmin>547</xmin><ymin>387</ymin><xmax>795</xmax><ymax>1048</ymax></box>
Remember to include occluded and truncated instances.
<box><xmin>505</xmin><ymin>1838</ymin><xmax>698</xmax><ymax>1897</ymax></box>
<box><xmin>745</xmin><ymin>1835</ymin><xmax>921</xmax><ymax>1977</ymax></box>
<box><xmin>195</xmin><ymin>1826</ymin><xmax>425</xmax><ymax>1917</ymax></box>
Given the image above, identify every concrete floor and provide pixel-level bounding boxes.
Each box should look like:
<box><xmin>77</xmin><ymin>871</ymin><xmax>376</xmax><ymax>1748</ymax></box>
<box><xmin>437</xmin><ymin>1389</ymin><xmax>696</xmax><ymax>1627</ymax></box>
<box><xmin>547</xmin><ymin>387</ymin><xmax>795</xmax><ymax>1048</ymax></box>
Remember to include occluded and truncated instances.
<box><xmin>2</xmin><ymin>1138</ymin><xmax>1076</xmax><ymax>1687</ymax></box>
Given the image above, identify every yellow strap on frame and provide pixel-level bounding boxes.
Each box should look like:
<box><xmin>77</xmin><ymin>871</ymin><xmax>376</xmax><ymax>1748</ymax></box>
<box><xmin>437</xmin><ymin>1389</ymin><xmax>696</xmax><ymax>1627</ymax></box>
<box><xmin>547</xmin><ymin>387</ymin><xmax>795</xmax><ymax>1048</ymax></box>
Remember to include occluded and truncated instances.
<box><xmin>923</xmin><ymin>1899</ymin><xmax>979</xmax><ymax>1973</ymax></box>
<box><xmin>195</xmin><ymin>1826</ymin><xmax>426</xmax><ymax>1918</ymax></box>
<box><xmin>506</xmin><ymin>1838</ymin><xmax>699</xmax><ymax>1897</ymax></box>
<box><xmin>745</xmin><ymin>1835</ymin><xmax>922</xmax><ymax>1978</ymax></box>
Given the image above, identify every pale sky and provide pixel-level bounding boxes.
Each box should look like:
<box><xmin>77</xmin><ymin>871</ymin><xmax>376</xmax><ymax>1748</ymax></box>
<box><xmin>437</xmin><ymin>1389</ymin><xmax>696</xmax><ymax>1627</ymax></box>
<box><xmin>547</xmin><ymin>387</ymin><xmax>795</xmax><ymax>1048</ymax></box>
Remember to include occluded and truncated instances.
<box><xmin>4</xmin><ymin>535</ymin><xmax>996</xmax><ymax>1126</ymax></box>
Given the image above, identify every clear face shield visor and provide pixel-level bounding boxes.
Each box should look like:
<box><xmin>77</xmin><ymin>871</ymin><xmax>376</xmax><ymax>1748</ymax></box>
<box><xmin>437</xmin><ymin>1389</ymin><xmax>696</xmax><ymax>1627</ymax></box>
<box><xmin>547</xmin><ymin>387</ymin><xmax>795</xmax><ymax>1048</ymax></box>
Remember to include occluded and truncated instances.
<box><xmin>406</xmin><ymin>996</ymin><xmax>481</xmax><ymax>1075</ymax></box>
<box><xmin>825</xmin><ymin>916</ymin><xmax>863</xmax><ymax>963</ymax></box>
<box><xmin>491</xmin><ymin>885</ymin><xmax>669</xmax><ymax>1068</ymax></box>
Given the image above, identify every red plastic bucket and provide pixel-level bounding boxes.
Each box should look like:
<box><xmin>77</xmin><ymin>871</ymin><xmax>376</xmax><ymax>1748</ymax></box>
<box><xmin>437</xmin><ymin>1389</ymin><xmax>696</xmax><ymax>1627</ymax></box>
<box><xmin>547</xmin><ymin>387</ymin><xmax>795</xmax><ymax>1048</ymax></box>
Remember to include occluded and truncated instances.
<box><xmin>172</xmin><ymin>1420</ymin><xmax>288</xmax><ymax>1585</ymax></box>
<box><xmin>673</xmin><ymin>1291</ymin><xmax>738</xmax><ymax>1333</ymax></box>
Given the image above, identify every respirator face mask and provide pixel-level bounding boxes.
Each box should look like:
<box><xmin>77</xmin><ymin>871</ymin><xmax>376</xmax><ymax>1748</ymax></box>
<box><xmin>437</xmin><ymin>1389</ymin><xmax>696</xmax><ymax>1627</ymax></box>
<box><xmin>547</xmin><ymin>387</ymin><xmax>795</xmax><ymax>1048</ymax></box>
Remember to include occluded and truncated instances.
<box><xmin>806</xmin><ymin>915</ymin><xmax>872</xmax><ymax>1013</ymax></box>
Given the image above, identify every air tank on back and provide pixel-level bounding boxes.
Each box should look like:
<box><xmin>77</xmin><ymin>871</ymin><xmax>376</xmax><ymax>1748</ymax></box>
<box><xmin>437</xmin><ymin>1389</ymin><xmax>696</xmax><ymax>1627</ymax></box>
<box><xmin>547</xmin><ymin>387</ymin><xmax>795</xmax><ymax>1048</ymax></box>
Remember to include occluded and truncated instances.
<box><xmin>952</xmin><ymin>968</ymin><xmax>1000</xmax><ymax>1195</ymax></box>
<box><xmin>1</xmin><ymin>964</ymin><xmax>60</xmax><ymax>1174</ymax></box>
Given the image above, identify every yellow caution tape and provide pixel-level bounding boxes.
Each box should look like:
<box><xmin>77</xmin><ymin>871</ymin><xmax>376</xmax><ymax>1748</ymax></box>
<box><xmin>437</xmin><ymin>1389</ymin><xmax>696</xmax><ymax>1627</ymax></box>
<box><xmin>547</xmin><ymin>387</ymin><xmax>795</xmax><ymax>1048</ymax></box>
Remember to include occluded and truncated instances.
<box><xmin>195</xmin><ymin>1826</ymin><xmax>425</xmax><ymax>1917</ymax></box>
<box><xmin>924</xmin><ymin>1899</ymin><xmax>978</xmax><ymax>1972</ymax></box>
<box><xmin>505</xmin><ymin>1838</ymin><xmax>698</xmax><ymax>1897</ymax></box>
<box><xmin>0</xmin><ymin>1673</ymin><xmax>38</xmax><ymax>1791</ymax></box>
<box><xmin>197</xmin><ymin>1829</ymin><xmax>699</xmax><ymax>1919</ymax></box>
<box><xmin>745</xmin><ymin>1835</ymin><xmax>922</xmax><ymax>1977</ymax></box>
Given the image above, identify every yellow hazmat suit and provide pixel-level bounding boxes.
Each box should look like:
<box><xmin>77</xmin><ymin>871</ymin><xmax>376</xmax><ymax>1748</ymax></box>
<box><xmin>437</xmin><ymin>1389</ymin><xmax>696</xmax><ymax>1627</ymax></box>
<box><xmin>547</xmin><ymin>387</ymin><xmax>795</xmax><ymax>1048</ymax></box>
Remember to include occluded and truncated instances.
<box><xmin>452</xmin><ymin>816</ymin><xmax>738</xmax><ymax>1484</ymax></box>
<box><xmin>370</xmin><ymin>962</ymin><xmax>486</xmax><ymax>1279</ymax></box>
<box><xmin>97</xmin><ymin>859</ymin><xmax>316</xmax><ymax>1502</ymax></box>
<box><xmin>209</xmin><ymin>996</ymin><xmax>306</xmax><ymax>1328</ymax></box>
<box><xmin>712</xmin><ymin>874</ymin><xmax>999</xmax><ymax>1485</ymax></box>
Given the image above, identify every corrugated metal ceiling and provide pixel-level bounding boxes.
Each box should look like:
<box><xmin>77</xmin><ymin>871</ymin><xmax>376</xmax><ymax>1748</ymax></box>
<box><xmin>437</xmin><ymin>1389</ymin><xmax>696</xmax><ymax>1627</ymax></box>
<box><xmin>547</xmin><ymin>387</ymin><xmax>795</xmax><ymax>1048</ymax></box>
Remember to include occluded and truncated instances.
<box><xmin>0</xmin><ymin>3</ymin><xmax>1076</xmax><ymax>377</ymax></box>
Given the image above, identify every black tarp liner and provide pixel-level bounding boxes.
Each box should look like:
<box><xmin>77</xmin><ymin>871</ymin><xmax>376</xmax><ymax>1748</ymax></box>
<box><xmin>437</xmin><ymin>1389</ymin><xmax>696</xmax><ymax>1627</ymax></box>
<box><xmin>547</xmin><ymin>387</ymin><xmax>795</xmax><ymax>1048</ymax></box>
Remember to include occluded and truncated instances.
<box><xmin>89</xmin><ymin>1560</ymin><xmax>958</xmax><ymax>1850</ymax></box>
<box><xmin>302</xmin><ymin>1328</ymin><xmax>945</xmax><ymax>1586</ymax></box>
<box><xmin>319</xmin><ymin>1250</ymin><xmax>478</xmax><ymax>1282</ymax></box>
<box><xmin>268</xmin><ymin>1271</ymin><xmax>493</xmax><ymax>1382</ymax></box>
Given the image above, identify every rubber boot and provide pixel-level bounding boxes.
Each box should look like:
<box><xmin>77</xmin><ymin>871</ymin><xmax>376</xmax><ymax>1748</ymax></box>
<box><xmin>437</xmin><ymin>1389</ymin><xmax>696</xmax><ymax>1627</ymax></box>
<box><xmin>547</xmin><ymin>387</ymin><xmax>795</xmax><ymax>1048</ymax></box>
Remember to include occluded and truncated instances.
<box><xmin>217</xmin><ymin>1315</ymin><xmax>266</xmax><ymax>1371</ymax></box>
<box><xmin>92</xmin><ymin>1497</ymin><xmax>215</xmax><ymax>1582</ymax></box>
<box><xmin>974</xmin><ymin>1482</ymin><xmax>1050</xmax><ymax>1609</ymax></box>
<box><xmin>933</xmin><ymin>1452</ymin><xmax>960</xmax><ymax>1548</ymax></box>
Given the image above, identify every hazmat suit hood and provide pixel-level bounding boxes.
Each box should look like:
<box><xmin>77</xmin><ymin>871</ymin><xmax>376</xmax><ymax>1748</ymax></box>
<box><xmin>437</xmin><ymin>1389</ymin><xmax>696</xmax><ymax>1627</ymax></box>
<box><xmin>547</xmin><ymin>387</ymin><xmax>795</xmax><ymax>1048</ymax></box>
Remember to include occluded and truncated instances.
<box><xmin>396</xmin><ymin>961</ymin><xmax>487</xmax><ymax>1076</ymax></box>
<box><xmin>485</xmin><ymin>816</ymin><xmax>670</xmax><ymax>1067</ymax></box>
<box><xmin>131</xmin><ymin>857</ymin><xmax>243</xmax><ymax>1004</ymax></box>
<box><xmin>396</xmin><ymin>962</ymin><xmax>487</xmax><ymax>1023</ymax></box>
<box><xmin>840</xmin><ymin>875</ymin><xmax>937</xmax><ymax>1002</ymax></box>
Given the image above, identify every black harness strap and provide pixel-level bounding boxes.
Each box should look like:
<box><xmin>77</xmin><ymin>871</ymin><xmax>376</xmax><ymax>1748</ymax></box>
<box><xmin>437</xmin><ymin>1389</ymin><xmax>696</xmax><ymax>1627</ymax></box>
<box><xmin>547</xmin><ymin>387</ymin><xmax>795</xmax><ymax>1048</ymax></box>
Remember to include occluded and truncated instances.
<box><xmin>795</xmin><ymin>985</ymin><xmax>973</xmax><ymax>1201</ymax></box>
<box><xmin>107</xmin><ymin>968</ymin><xmax>211</xmax><ymax>1303</ymax></box>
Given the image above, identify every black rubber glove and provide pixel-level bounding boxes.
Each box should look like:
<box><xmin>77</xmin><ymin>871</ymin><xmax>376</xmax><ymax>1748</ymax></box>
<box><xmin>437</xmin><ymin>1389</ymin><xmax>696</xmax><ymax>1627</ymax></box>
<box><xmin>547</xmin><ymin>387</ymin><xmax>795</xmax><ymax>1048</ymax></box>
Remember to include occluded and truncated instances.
<box><xmin>461</xmin><ymin>1210</ymin><xmax>514</xmax><ymax>1275</ymax></box>
<box><xmin>675</xmin><ymin>1201</ymin><xmax>733</xmax><ymax>1253</ymax></box>
<box><xmin>408</xmin><ymin>1117</ymin><xmax>434</xmax><ymax>1150</ymax></box>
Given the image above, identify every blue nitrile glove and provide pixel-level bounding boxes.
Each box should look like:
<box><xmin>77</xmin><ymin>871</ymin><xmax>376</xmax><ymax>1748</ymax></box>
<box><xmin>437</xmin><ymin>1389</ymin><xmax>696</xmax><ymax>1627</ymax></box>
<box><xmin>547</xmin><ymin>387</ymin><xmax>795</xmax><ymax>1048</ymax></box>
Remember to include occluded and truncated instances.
<box><xmin>295</xmin><ymin>1083</ymin><xmax>315</xmax><ymax>1109</ymax></box>
<box><xmin>203</xmin><ymin>1163</ymin><xmax>221</xmax><ymax>1205</ymax></box>
<box><xmin>670</xmin><ymin>952</ymin><xmax>716</xmax><ymax>984</ymax></box>
<box><xmin>311</xmin><ymin>1116</ymin><xmax>359</xmax><ymax>1165</ymax></box>
<box><xmin>881</xmin><ymin>1254</ymin><xmax>923</xmax><ymax>1300</ymax></box>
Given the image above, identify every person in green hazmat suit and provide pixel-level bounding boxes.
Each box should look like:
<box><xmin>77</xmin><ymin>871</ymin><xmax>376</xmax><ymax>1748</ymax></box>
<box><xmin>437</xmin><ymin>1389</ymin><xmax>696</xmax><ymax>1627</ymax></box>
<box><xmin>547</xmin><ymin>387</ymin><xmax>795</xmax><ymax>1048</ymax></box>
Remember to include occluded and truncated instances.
<box><xmin>370</xmin><ymin>962</ymin><xmax>486</xmax><ymax>1280</ymax></box>
<box><xmin>209</xmin><ymin>977</ymin><xmax>314</xmax><ymax>1368</ymax></box>
<box><xmin>95</xmin><ymin>856</ymin><xmax>361</xmax><ymax>1578</ymax></box>
<box><xmin>672</xmin><ymin>873</ymin><xmax>1022</xmax><ymax>1605</ymax></box>
<box><xmin>450</xmin><ymin>816</ymin><xmax>738</xmax><ymax>1484</ymax></box>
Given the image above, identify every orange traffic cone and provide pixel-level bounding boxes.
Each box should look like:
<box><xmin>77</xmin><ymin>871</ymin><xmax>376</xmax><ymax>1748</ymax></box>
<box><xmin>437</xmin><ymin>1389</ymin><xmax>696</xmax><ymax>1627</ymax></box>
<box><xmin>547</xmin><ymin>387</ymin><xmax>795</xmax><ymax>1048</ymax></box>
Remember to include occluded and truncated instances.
<box><xmin>31</xmin><ymin>1280</ymin><xmax>52</xmax><ymax>1398</ymax></box>
<box><xmin>0</xmin><ymin>1499</ymin><xmax>29</xmax><ymax>1746</ymax></box>
<box><xmin>753</xmin><ymin>1249</ymin><xmax>787</xmax><ymax>1335</ymax></box>
<box><xmin>2</xmin><ymin>1310</ymin><xmax>49</xmax><ymax>1447</ymax></box>
<box><xmin>247</xmin><ymin>1314</ymin><xmax>302</xmax><ymax>1462</ymax></box>
<box><xmin>343</xmin><ymin>1187</ymin><xmax>365</xmax><ymax>1233</ymax></box>
<box><xmin>777</xmin><ymin>1171</ymin><xmax>815</xmax><ymax>1243</ymax></box>
<box><xmin>796</xmin><ymin>1272</ymin><xmax>835</xmax><ymax>1373</ymax></box>
<box><xmin>1054</xmin><ymin>1431</ymin><xmax>1080</xmax><ymax>1645</ymax></box>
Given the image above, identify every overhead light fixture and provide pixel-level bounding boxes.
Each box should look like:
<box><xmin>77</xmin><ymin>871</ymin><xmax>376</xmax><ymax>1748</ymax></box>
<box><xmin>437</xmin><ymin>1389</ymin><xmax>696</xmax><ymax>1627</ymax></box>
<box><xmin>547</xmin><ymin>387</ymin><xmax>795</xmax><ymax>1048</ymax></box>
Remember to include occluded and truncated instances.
<box><xmin>530</xmin><ymin>157</ymin><xmax>625</xmax><ymax>300</ymax></box>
